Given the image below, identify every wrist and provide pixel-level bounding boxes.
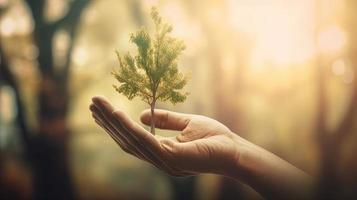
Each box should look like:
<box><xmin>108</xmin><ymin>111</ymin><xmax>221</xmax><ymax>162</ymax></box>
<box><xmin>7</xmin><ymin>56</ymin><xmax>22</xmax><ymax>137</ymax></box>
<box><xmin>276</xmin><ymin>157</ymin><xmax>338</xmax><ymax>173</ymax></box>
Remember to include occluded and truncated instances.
<box><xmin>229</xmin><ymin>133</ymin><xmax>257</xmax><ymax>181</ymax></box>
<box><xmin>228</xmin><ymin>132</ymin><xmax>314</xmax><ymax>199</ymax></box>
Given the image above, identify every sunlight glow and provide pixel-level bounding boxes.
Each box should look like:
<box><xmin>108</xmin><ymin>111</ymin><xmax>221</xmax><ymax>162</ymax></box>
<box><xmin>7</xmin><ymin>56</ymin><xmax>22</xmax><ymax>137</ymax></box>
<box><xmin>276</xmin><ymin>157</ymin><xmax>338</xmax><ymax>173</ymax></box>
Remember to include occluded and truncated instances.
<box><xmin>0</xmin><ymin>17</ymin><xmax>15</xmax><ymax>36</ymax></box>
<box><xmin>55</xmin><ymin>30</ymin><xmax>70</xmax><ymax>53</ymax></box>
<box><xmin>318</xmin><ymin>26</ymin><xmax>346</xmax><ymax>54</ymax></box>
<box><xmin>54</xmin><ymin>30</ymin><xmax>70</xmax><ymax>69</ymax></box>
<box><xmin>0</xmin><ymin>5</ymin><xmax>33</xmax><ymax>37</ymax></box>
<box><xmin>228</xmin><ymin>0</ymin><xmax>315</xmax><ymax>67</ymax></box>
<box><xmin>73</xmin><ymin>46</ymin><xmax>88</xmax><ymax>67</ymax></box>
<box><xmin>162</xmin><ymin>2</ymin><xmax>203</xmax><ymax>55</ymax></box>
<box><xmin>44</xmin><ymin>0</ymin><xmax>68</xmax><ymax>22</ymax></box>
<box><xmin>331</xmin><ymin>59</ymin><xmax>355</xmax><ymax>84</ymax></box>
<box><xmin>343</xmin><ymin>71</ymin><xmax>354</xmax><ymax>84</ymax></box>
<box><xmin>331</xmin><ymin>59</ymin><xmax>346</xmax><ymax>76</ymax></box>
<box><xmin>0</xmin><ymin>86</ymin><xmax>16</xmax><ymax>122</ymax></box>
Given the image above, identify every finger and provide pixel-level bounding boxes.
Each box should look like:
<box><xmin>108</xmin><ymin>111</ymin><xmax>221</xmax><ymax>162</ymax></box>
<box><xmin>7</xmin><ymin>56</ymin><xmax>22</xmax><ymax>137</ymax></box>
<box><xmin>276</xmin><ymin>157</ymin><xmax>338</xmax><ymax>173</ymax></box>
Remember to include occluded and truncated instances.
<box><xmin>91</xmin><ymin>98</ymin><xmax>157</xmax><ymax>150</ymax></box>
<box><xmin>92</xmin><ymin>112</ymin><xmax>129</xmax><ymax>151</ymax></box>
<box><xmin>140</xmin><ymin>109</ymin><xmax>191</xmax><ymax>131</ymax></box>
<box><xmin>92</xmin><ymin>96</ymin><xmax>161</xmax><ymax>153</ymax></box>
<box><xmin>167</xmin><ymin>139</ymin><xmax>222</xmax><ymax>174</ymax></box>
<box><xmin>92</xmin><ymin>111</ymin><xmax>166</xmax><ymax>171</ymax></box>
<box><xmin>91</xmin><ymin>110</ymin><xmax>136</xmax><ymax>155</ymax></box>
<box><xmin>112</xmin><ymin>109</ymin><xmax>161</xmax><ymax>152</ymax></box>
<box><xmin>158</xmin><ymin>138</ymin><xmax>200</xmax><ymax>176</ymax></box>
<box><xmin>110</xmin><ymin>109</ymin><xmax>188</xmax><ymax>175</ymax></box>
<box><xmin>93</xmin><ymin>117</ymin><xmax>133</xmax><ymax>155</ymax></box>
<box><xmin>91</xmin><ymin>104</ymin><xmax>161</xmax><ymax>167</ymax></box>
<box><xmin>92</xmin><ymin>96</ymin><xmax>184</xmax><ymax>175</ymax></box>
<box><xmin>91</xmin><ymin>101</ymin><xmax>196</xmax><ymax>176</ymax></box>
<box><xmin>91</xmin><ymin>97</ymin><xmax>170</xmax><ymax>171</ymax></box>
<box><xmin>94</xmin><ymin>117</ymin><xmax>160</xmax><ymax>167</ymax></box>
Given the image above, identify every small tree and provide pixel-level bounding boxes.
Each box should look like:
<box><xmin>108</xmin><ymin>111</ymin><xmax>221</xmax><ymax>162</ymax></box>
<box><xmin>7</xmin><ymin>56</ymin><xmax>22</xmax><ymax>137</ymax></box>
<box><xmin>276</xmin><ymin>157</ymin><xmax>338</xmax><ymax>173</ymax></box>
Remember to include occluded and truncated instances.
<box><xmin>112</xmin><ymin>7</ymin><xmax>188</xmax><ymax>135</ymax></box>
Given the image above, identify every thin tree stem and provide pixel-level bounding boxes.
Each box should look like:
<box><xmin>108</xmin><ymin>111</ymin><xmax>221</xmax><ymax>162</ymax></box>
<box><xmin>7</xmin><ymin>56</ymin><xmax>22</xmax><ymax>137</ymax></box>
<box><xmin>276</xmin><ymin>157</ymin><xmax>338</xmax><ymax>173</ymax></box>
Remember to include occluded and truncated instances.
<box><xmin>150</xmin><ymin>101</ymin><xmax>156</xmax><ymax>135</ymax></box>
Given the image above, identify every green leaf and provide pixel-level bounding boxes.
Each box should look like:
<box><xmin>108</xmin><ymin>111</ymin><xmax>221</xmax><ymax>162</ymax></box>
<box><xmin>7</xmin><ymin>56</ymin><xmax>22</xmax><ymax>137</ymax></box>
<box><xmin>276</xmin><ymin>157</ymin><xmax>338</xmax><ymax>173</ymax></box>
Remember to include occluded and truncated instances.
<box><xmin>112</xmin><ymin>6</ymin><xmax>189</xmax><ymax>108</ymax></box>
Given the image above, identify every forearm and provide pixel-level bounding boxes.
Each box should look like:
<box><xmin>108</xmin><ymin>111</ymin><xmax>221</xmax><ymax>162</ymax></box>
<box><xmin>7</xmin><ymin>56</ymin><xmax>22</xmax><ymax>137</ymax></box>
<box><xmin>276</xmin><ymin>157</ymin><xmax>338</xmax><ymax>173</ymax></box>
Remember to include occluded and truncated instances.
<box><xmin>231</xmin><ymin>135</ymin><xmax>314</xmax><ymax>199</ymax></box>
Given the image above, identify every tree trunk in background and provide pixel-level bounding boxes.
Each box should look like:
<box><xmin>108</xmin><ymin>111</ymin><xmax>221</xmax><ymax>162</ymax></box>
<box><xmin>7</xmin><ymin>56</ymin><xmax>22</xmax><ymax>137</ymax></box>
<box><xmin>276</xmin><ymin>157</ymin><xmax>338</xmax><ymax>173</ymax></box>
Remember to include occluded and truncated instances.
<box><xmin>316</xmin><ymin>138</ymin><xmax>341</xmax><ymax>200</ymax></box>
<box><xmin>1</xmin><ymin>38</ymin><xmax>29</xmax><ymax>200</ymax></box>
<box><xmin>0</xmin><ymin>1</ymin><xmax>92</xmax><ymax>199</ymax></box>
<box><xmin>170</xmin><ymin>177</ymin><xmax>196</xmax><ymax>200</ymax></box>
<box><xmin>30</xmin><ymin>76</ymin><xmax>75</xmax><ymax>200</ymax></box>
<box><xmin>314</xmin><ymin>0</ymin><xmax>357</xmax><ymax>199</ymax></box>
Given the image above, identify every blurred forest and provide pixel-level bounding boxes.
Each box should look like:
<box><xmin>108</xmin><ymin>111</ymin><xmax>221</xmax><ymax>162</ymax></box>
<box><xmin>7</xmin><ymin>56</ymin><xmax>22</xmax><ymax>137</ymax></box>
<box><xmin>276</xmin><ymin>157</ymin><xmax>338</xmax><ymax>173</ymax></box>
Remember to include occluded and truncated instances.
<box><xmin>0</xmin><ymin>0</ymin><xmax>357</xmax><ymax>200</ymax></box>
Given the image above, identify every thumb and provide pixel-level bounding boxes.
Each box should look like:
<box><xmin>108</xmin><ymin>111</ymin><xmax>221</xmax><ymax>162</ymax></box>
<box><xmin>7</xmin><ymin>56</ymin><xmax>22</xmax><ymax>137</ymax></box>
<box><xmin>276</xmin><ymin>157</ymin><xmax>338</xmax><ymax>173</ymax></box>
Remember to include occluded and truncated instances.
<box><xmin>140</xmin><ymin>109</ymin><xmax>190</xmax><ymax>131</ymax></box>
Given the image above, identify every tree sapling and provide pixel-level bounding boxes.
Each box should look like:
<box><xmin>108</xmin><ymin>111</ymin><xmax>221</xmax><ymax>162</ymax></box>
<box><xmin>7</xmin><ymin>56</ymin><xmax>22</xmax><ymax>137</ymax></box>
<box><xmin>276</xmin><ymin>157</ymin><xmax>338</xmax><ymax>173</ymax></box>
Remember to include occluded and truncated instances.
<box><xmin>112</xmin><ymin>7</ymin><xmax>189</xmax><ymax>135</ymax></box>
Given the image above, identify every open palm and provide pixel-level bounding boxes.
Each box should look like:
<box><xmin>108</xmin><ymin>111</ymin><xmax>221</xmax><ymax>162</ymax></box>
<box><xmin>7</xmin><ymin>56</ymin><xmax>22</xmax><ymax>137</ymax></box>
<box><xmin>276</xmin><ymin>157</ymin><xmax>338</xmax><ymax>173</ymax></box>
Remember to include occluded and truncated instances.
<box><xmin>90</xmin><ymin>96</ymin><xmax>243</xmax><ymax>177</ymax></box>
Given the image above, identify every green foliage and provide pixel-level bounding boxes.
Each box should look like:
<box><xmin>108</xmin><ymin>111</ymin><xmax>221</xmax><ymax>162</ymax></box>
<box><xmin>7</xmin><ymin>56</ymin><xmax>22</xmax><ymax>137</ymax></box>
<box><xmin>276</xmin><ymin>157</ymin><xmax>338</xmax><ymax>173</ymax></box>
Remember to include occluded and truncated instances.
<box><xmin>112</xmin><ymin>7</ymin><xmax>188</xmax><ymax>106</ymax></box>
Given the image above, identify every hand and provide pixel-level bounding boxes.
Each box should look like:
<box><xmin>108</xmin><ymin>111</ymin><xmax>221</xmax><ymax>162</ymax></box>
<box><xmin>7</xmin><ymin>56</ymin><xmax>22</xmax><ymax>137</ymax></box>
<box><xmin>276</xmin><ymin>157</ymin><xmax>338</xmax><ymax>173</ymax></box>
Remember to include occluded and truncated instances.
<box><xmin>90</xmin><ymin>96</ymin><xmax>314</xmax><ymax>199</ymax></box>
<box><xmin>89</xmin><ymin>96</ymin><xmax>246</xmax><ymax>177</ymax></box>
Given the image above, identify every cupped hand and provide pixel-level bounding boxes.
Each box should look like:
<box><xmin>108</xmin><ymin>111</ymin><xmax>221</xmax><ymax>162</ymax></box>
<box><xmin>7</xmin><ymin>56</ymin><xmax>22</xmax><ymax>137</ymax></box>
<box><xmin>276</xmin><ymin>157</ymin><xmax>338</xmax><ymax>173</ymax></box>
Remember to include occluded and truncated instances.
<box><xmin>89</xmin><ymin>96</ymin><xmax>315</xmax><ymax>199</ymax></box>
<box><xmin>89</xmin><ymin>96</ymin><xmax>246</xmax><ymax>177</ymax></box>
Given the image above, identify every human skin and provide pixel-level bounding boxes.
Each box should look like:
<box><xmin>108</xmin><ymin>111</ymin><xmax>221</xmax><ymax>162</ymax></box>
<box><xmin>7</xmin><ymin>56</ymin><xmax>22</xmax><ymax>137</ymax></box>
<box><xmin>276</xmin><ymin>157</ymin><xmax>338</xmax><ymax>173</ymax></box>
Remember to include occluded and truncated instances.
<box><xmin>89</xmin><ymin>96</ymin><xmax>313</xmax><ymax>199</ymax></box>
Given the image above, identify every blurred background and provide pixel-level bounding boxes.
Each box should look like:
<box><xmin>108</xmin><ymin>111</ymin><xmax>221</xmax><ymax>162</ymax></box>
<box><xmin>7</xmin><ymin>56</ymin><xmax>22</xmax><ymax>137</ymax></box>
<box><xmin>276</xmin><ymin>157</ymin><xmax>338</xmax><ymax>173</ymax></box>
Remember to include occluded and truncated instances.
<box><xmin>0</xmin><ymin>0</ymin><xmax>356</xmax><ymax>199</ymax></box>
